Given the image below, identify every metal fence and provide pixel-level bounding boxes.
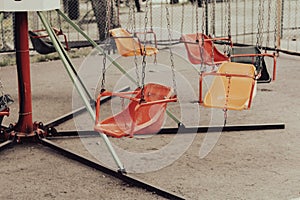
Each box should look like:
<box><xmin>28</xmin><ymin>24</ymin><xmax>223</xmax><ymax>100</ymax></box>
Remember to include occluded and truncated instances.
<box><xmin>0</xmin><ymin>0</ymin><xmax>299</xmax><ymax>54</ymax></box>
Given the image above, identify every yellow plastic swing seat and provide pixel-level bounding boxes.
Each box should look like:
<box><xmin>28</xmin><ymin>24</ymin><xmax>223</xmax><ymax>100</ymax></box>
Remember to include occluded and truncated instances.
<box><xmin>109</xmin><ymin>28</ymin><xmax>158</xmax><ymax>57</ymax></box>
<box><xmin>94</xmin><ymin>83</ymin><xmax>176</xmax><ymax>138</ymax></box>
<box><xmin>203</xmin><ymin>62</ymin><xmax>256</xmax><ymax>110</ymax></box>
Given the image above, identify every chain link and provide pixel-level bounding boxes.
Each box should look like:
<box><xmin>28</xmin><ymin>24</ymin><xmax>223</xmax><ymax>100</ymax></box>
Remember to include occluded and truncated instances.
<box><xmin>165</xmin><ymin>0</ymin><xmax>177</xmax><ymax>95</ymax></box>
<box><xmin>195</xmin><ymin>0</ymin><xmax>199</xmax><ymax>42</ymax></box>
<box><xmin>256</xmin><ymin>0</ymin><xmax>265</xmax><ymax>75</ymax></box>
<box><xmin>265</xmin><ymin>0</ymin><xmax>271</xmax><ymax>51</ymax></box>
<box><xmin>199</xmin><ymin>0</ymin><xmax>206</xmax><ymax>72</ymax></box>
<box><xmin>209</xmin><ymin>0</ymin><xmax>216</xmax><ymax>67</ymax></box>
<box><xmin>180</xmin><ymin>3</ymin><xmax>185</xmax><ymax>35</ymax></box>
<box><xmin>140</xmin><ymin>0</ymin><xmax>150</xmax><ymax>101</ymax></box>
<box><xmin>210</xmin><ymin>0</ymin><xmax>216</xmax><ymax>36</ymax></box>
<box><xmin>129</xmin><ymin>0</ymin><xmax>140</xmax><ymax>87</ymax></box>
<box><xmin>224</xmin><ymin>0</ymin><xmax>228</xmax><ymax>37</ymax></box>
<box><xmin>150</xmin><ymin>0</ymin><xmax>153</xmax><ymax>31</ymax></box>
<box><xmin>274</xmin><ymin>0</ymin><xmax>278</xmax><ymax>50</ymax></box>
<box><xmin>224</xmin><ymin>0</ymin><xmax>232</xmax><ymax>55</ymax></box>
<box><xmin>223</xmin><ymin>76</ymin><xmax>232</xmax><ymax>126</ymax></box>
<box><xmin>228</xmin><ymin>0</ymin><xmax>231</xmax><ymax>37</ymax></box>
<box><xmin>127</xmin><ymin>0</ymin><xmax>133</xmax><ymax>31</ymax></box>
<box><xmin>134</xmin><ymin>51</ymin><xmax>140</xmax><ymax>87</ymax></box>
<box><xmin>101</xmin><ymin>0</ymin><xmax>112</xmax><ymax>91</ymax></box>
<box><xmin>256</xmin><ymin>0</ymin><xmax>264</xmax><ymax>49</ymax></box>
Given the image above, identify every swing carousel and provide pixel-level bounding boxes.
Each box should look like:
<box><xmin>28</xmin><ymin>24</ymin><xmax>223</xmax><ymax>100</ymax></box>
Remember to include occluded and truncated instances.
<box><xmin>0</xmin><ymin>0</ymin><xmax>285</xmax><ymax>199</ymax></box>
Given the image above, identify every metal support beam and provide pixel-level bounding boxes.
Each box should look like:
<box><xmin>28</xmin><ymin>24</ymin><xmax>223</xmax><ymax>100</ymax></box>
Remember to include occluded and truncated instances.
<box><xmin>39</xmin><ymin>138</ymin><xmax>185</xmax><ymax>200</ymax></box>
<box><xmin>0</xmin><ymin>140</ymin><xmax>13</xmax><ymax>151</ymax></box>
<box><xmin>158</xmin><ymin>123</ymin><xmax>285</xmax><ymax>134</ymax></box>
<box><xmin>37</xmin><ymin>11</ymin><xmax>125</xmax><ymax>172</ymax></box>
<box><xmin>46</xmin><ymin>123</ymin><xmax>285</xmax><ymax>138</ymax></box>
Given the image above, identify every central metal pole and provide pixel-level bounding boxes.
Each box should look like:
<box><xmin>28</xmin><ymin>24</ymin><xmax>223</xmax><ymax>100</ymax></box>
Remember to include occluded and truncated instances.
<box><xmin>14</xmin><ymin>12</ymin><xmax>34</xmax><ymax>135</ymax></box>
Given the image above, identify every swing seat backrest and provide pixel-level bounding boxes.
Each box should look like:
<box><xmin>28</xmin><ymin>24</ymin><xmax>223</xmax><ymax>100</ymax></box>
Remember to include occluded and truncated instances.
<box><xmin>203</xmin><ymin>62</ymin><xmax>256</xmax><ymax>110</ymax></box>
<box><xmin>109</xmin><ymin>28</ymin><xmax>158</xmax><ymax>57</ymax></box>
<box><xmin>29</xmin><ymin>31</ymin><xmax>57</xmax><ymax>54</ymax></box>
<box><xmin>230</xmin><ymin>46</ymin><xmax>271</xmax><ymax>83</ymax></box>
<box><xmin>96</xmin><ymin>83</ymin><xmax>175</xmax><ymax>138</ymax></box>
<box><xmin>181</xmin><ymin>33</ymin><xmax>229</xmax><ymax>65</ymax></box>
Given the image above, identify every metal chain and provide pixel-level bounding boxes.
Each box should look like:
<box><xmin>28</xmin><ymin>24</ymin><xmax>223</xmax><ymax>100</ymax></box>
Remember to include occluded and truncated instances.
<box><xmin>211</xmin><ymin>41</ymin><xmax>215</xmax><ymax>67</ymax></box>
<box><xmin>132</xmin><ymin>0</ymin><xmax>136</xmax><ymax>32</ymax></box>
<box><xmin>134</xmin><ymin>55</ymin><xmax>140</xmax><ymax>87</ymax></box>
<box><xmin>223</xmin><ymin>76</ymin><xmax>232</xmax><ymax>126</ymax></box>
<box><xmin>223</xmin><ymin>108</ymin><xmax>228</xmax><ymax>126</ymax></box>
<box><xmin>256</xmin><ymin>0</ymin><xmax>264</xmax><ymax>68</ymax></box>
<box><xmin>127</xmin><ymin>0</ymin><xmax>133</xmax><ymax>31</ymax></box>
<box><xmin>57</xmin><ymin>10</ymin><xmax>62</xmax><ymax>31</ymax></box>
<box><xmin>228</xmin><ymin>0</ymin><xmax>231</xmax><ymax>37</ymax></box>
<box><xmin>210</xmin><ymin>0</ymin><xmax>216</xmax><ymax>36</ymax></box>
<box><xmin>180</xmin><ymin>3</ymin><xmax>185</xmax><ymax>35</ymax></box>
<box><xmin>256</xmin><ymin>0</ymin><xmax>265</xmax><ymax>75</ymax></box>
<box><xmin>210</xmin><ymin>0</ymin><xmax>216</xmax><ymax>67</ymax></box>
<box><xmin>116</xmin><ymin>0</ymin><xmax>120</xmax><ymax>26</ymax></box>
<box><xmin>256</xmin><ymin>0</ymin><xmax>264</xmax><ymax>49</ymax></box>
<box><xmin>273</xmin><ymin>0</ymin><xmax>278</xmax><ymax>50</ymax></box>
<box><xmin>141</xmin><ymin>55</ymin><xmax>146</xmax><ymax>101</ymax></box>
<box><xmin>265</xmin><ymin>0</ymin><xmax>271</xmax><ymax>51</ymax></box>
<box><xmin>224</xmin><ymin>0</ymin><xmax>228</xmax><ymax>37</ymax></box>
<box><xmin>165</xmin><ymin>0</ymin><xmax>177</xmax><ymax>95</ymax></box>
<box><xmin>140</xmin><ymin>0</ymin><xmax>150</xmax><ymax>101</ymax></box>
<box><xmin>129</xmin><ymin>0</ymin><xmax>140</xmax><ymax>87</ymax></box>
<box><xmin>150</xmin><ymin>0</ymin><xmax>153</xmax><ymax>31</ymax></box>
<box><xmin>195</xmin><ymin>0</ymin><xmax>200</xmax><ymax>42</ymax></box>
<box><xmin>223</xmin><ymin>0</ymin><xmax>230</xmax><ymax>53</ymax></box>
<box><xmin>201</xmin><ymin>0</ymin><xmax>206</xmax><ymax>36</ymax></box>
<box><xmin>199</xmin><ymin>0</ymin><xmax>206</xmax><ymax>72</ymax></box>
<box><xmin>227</xmin><ymin>0</ymin><xmax>232</xmax><ymax>54</ymax></box>
<box><xmin>101</xmin><ymin>0</ymin><xmax>112</xmax><ymax>91</ymax></box>
<box><xmin>142</xmin><ymin>0</ymin><xmax>150</xmax><ymax>45</ymax></box>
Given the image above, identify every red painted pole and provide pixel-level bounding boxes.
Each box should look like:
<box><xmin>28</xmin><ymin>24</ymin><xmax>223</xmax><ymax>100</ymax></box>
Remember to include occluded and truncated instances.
<box><xmin>14</xmin><ymin>12</ymin><xmax>33</xmax><ymax>135</ymax></box>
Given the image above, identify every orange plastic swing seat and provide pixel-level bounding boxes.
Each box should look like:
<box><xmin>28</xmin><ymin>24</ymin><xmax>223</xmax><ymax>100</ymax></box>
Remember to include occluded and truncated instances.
<box><xmin>109</xmin><ymin>28</ymin><xmax>158</xmax><ymax>57</ymax></box>
<box><xmin>94</xmin><ymin>83</ymin><xmax>176</xmax><ymax>138</ymax></box>
<box><xmin>201</xmin><ymin>62</ymin><xmax>256</xmax><ymax>110</ymax></box>
<box><xmin>181</xmin><ymin>33</ymin><xmax>230</xmax><ymax>65</ymax></box>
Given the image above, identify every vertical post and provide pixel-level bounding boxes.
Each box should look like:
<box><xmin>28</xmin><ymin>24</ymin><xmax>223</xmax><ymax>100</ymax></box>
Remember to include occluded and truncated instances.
<box><xmin>14</xmin><ymin>12</ymin><xmax>33</xmax><ymax>134</ymax></box>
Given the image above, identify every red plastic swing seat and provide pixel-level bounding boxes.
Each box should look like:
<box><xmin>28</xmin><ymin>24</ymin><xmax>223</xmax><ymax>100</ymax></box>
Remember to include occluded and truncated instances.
<box><xmin>201</xmin><ymin>62</ymin><xmax>256</xmax><ymax>110</ymax></box>
<box><xmin>0</xmin><ymin>108</ymin><xmax>9</xmax><ymax>116</ymax></box>
<box><xmin>94</xmin><ymin>83</ymin><xmax>176</xmax><ymax>138</ymax></box>
<box><xmin>181</xmin><ymin>33</ymin><xmax>230</xmax><ymax>65</ymax></box>
<box><xmin>109</xmin><ymin>28</ymin><xmax>158</xmax><ymax>57</ymax></box>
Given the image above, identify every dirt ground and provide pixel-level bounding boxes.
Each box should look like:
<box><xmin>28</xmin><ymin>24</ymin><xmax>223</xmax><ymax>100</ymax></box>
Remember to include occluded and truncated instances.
<box><xmin>0</xmin><ymin>45</ymin><xmax>300</xmax><ymax>200</ymax></box>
